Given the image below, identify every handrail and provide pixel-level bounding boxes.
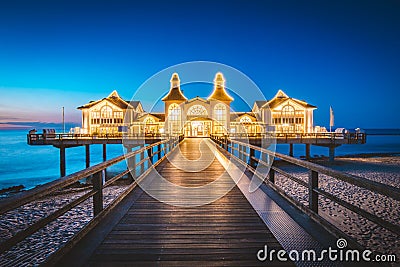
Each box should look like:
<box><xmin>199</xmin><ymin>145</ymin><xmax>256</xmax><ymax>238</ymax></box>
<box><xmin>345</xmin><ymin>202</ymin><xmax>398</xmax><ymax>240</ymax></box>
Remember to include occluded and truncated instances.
<box><xmin>0</xmin><ymin>136</ymin><xmax>182</xmax><ymax>257</ymax></box>
<box><xmin>27</xmin><ymin>133</ymin><xmax>176</xmax><ymax>144</ymax></box>
<box><xmin>210</xmin><ymin>134</ymin><xmax>400</xmax><ymax>238</ymax></box>
<box><xmin>224</xmin><ymin>132</ymin><xmax>366</xmax><ymax>144</ymax></box>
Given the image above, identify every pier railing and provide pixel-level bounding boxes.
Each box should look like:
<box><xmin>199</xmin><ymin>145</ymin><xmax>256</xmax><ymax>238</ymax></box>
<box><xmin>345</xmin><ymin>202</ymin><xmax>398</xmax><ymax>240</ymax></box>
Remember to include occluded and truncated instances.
<box><xmin>27</xmin><ymin>132</ymin><xmax>367</xmax><ymax>145</ymax></box>
<box><xmin>27</xmin><ymin>133</ymin><xmax>174</xmax><ymax>145</ymax></box>
<box><xmin>227</xmin><ymin>132</ymin><xmax>366</xmax><ymax>144</ymax></box>
<box><xmin>0</xmin><ymin>136</ymin><xmax>182</xmax><ymax>263</ymax></box>
<box><xmin>210</xmin><ymin>135</ymin><xmax>399</xmax><ymax>243</ymax></box>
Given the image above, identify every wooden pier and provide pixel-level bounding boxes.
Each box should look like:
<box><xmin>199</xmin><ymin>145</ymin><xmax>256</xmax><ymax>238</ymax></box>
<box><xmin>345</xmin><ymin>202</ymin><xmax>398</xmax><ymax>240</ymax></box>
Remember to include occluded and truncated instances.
<box><xmin>26</xmin><ymin>132</ymin><xmax>367</xmax><ymax>177</ymax></box>
<box><xmin>72</xmin><ymin>139</ymin><xmax>288</xmax><ymax>266</ymax></box>
<box><xmin>1</xmin><ymin>134</ymin><xmax>395</xmax><ymax>266</ymax></box>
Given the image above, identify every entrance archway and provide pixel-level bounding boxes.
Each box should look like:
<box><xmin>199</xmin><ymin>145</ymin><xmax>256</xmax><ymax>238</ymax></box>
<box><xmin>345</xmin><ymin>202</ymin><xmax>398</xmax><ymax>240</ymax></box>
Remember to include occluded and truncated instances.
<box><xmin>184</xmin><ymin>119</ymin><xmax>212</xmax><ymax>137</ymax></box>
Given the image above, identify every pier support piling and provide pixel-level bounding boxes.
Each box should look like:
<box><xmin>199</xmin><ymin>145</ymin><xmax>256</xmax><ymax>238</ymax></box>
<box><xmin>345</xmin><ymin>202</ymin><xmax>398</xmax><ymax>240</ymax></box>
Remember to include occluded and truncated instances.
<box><xmin>60</xmin><ymin>146</ymin><xmax>66</xmax><ymax>177</ymax></box>
<box><xmin>329</xmin><ymin>145</ymin><xmax>335</xmax><ymax>162</ymax></box>
<box><xmin>289</xmin><ymin>144</ymin><xmax>294</xmax><ymax>157</ymax></box>
<box><xmin>305</xmin><ymin>144</ymin><xmax>311</xmax><ymax>160</ymax></box>
<box><xmin>85</xmin><ymin>144</ymin><xmax>90</xmax><ymax>168</ymax></box>
<box><xmin>102</xmin><ymin>144</ymin><xmax>107</xmax><ymax>162</ymax></box>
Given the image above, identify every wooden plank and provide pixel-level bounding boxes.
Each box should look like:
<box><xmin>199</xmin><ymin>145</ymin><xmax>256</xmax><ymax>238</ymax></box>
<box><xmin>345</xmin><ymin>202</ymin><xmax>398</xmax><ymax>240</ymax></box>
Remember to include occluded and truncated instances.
<box><xmin>87</xmin><ymin>138</ymin><xmax>292</xmax><ymax>265</ymax></box>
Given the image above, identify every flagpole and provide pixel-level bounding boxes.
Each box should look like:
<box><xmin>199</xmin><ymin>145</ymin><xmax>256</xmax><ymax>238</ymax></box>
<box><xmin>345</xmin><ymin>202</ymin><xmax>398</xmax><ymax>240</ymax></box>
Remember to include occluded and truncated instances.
<box><xmin>329</xmin><ymin>106</ymin><xmax>334</xmax><ymax>133</ymax></box>
<box><xmin>62</xmin><ymin>107</ymin><xmax>65</xmax><ymax>133</ymax></box>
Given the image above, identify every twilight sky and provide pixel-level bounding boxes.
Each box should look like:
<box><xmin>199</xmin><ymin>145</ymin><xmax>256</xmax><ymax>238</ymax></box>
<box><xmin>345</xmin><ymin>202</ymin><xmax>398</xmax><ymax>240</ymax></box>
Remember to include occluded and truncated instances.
<box><xmin>0</xmin><ymin>0</ymin><xmax>399</xmax><ymax>129</ymax></box>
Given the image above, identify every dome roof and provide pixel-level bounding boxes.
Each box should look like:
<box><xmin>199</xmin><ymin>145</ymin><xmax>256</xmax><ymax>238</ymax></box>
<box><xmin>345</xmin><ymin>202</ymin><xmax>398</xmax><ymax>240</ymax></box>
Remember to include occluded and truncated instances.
<box><xmin>207</xmin><ymin>72</ymin><xmax>233</xmax><ymax>102</ymax></box>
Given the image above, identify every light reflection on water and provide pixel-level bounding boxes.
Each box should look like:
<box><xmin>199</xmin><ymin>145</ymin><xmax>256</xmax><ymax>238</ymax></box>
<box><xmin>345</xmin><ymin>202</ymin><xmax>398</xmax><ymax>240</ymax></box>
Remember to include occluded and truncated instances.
<box><xmin>0</xmin><ymin>130</ymin><xmax>399</xmax><ymax>190</ymax></box>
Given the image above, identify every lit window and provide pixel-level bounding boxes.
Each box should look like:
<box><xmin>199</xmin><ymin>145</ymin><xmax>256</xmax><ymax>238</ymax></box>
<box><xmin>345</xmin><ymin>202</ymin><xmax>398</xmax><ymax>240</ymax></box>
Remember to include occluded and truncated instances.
<box><xmin>214</xmin><ymin>103</ymin><xmax>226</xmax><ymax>134</ymax></box>
<box><xmin>168</xmin><ymin>103</ymin><xmax>181</xmax><ymax>134</ymax></box>
<box><xmin>240</xmin><ymin>116</ymin><xmax>252</xmax><ymax>123</ymax></box>
<box><xmin>100</xmin><ymin>106</ymin><xmax>113</xmax><ymax>118</ymax></box>
<box><xmin>144</xmin><ymin>117</ymin><xmax>155</xmax><ymax>124</ymax></box>
<box><xmin>187</xmin><ymin>105</ymin><xmax>207</xmax><ymax>116</ymax></box>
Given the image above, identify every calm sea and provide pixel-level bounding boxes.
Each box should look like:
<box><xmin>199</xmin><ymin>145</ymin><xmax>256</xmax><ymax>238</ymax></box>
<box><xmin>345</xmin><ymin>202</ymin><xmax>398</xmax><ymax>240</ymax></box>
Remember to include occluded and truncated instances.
<box><xmin>0</xmin><ymin>130</ymin><xmax>128</xmax><ymax>190</ymax></box>
<box><xmin>0</xmin><ymin>129</ymin><xmax>399</xmax><ymax>190</ymax></box>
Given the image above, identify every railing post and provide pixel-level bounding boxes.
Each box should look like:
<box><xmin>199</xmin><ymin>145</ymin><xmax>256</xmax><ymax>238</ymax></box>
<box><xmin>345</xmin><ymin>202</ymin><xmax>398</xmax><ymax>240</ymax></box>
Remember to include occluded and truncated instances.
<box><xmin>140</xmin><ymin>146</ymin><xmax>145</xmax><ymax>174</ymax></box>
<box><xmin>148</xmin><ymin>146</ymin><xmax>153</xmax><ymax>164</ymax></box>
<box><xmin>269</xmin><ymin>168</ymin><xmax>275</xmax><ymax>183</ymax></box>
<box><xmin>127</xmin><ymin>147</ymin><xmax>136</xmax><ymax>180</ymax></box>
<box><xmin>249</xmin><ymin>147</ymin><xmax>256</xmax><ymax>168</ymax></box>
<box><xmin>308</xmin><ymin>170</ymin><xmax>318</xmax><ymax>213</ymax></box>
<box><xmin>93</xmin><ymin>171</ymin><xmax>104</xmax><ymax>216</ymax></box>
<box><xmin>157</xmin><ymin>144</ymin><xmax>161</xmax><ymax>161</ymax></box>
<box><xmin>224</xmin><ymin>136</ymin><xmax>228</xmax><ymax>150</ymax></box>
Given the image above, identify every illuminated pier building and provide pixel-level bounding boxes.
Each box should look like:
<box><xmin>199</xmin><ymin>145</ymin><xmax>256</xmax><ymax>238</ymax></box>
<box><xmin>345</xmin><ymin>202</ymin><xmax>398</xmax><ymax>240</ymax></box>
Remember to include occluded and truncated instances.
<box><xmin>78</xmin><ymin>72</ymin><xmax>317</xmax><ymax>136</ymax></box>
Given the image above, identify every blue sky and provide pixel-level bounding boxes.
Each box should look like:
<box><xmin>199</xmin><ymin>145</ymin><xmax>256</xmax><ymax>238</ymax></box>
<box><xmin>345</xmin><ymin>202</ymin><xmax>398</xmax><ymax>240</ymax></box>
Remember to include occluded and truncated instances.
<box><xmin>0</xmin><ymin>0</ymin><xmax>399</xmax><ymax>129</ymax></box>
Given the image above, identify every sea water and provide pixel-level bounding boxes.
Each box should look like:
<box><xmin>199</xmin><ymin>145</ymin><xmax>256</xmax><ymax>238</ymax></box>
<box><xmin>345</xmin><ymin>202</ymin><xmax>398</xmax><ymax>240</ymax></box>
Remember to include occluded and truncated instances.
<box><xmin>275</xmin><ymin>134</ymin><xmax>400</xmax><ymax>158</ymax></box>
<box><xmin>0</xmin><ymin>130</ymin><xmax>127</xmax><ymax>190</ymax></box>
<box><xmin>0</xmin><ymin>129</ymin><xmax>399</xmax><ymax>190</ymax></box>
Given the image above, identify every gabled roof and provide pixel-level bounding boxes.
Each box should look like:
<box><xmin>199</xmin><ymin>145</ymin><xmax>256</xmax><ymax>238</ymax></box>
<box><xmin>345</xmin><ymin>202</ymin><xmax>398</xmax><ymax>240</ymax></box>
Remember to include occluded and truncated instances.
<box><xmin>186</xmin><ymin>96</ymin><xmax>209</xmax><ymax>104</ymax></box>
<box><xmin>77</xmin><ymin>90</ymin><xmax>133</xmax><ymax>110</ymax></box>
<box><xmin>151</xmin><ymin>113</ymin><xmax>165</xmax><ymax>121</ymax></box>
<box><xmin>254</xmin><ymin>101</ymin><xmax>268</xmax><ymax>109</ymax></box>
<box><xmin>230</xmin><ymin>112</ymin><xmax>256</xmax><ymax>121</ymax></box>
<box><xmin>138</xmin><ymin>112</ymin><xmax>165</xmax><ymax>122</ymax></box>
<box><xmin>127</xmin><ymin>100</ymin><xmax>142</xmax><ymax>110</ymax></box>
<box><xmin>261</xmin><ymin>89</ymin><xmax>317</xmax><ymax>109</ymax></box>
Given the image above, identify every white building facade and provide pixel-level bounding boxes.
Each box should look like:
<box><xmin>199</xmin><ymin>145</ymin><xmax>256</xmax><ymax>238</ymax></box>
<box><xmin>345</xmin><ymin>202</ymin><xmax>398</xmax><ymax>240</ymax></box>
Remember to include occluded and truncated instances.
<box><xmin>77</xmin><ymin>72</ymin><xmax>317</xmax><ymax>136</ymax></box>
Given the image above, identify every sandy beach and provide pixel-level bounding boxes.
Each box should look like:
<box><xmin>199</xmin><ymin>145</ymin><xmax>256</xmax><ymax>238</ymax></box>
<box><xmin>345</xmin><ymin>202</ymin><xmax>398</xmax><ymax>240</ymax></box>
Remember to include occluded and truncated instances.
<box><xmin>0</xmin><ymin>183</ymin><xmax>130</xmax><ymax>266</ymax></box>
<box><xmin>274</xmin><ymin>154</ymin><xmax>400</xmax><ymax>260</ymax></box>
<box><xmin>0</xmin><ymin>155</ymin><xmax>399</xmax><ymax>265</ymax></box>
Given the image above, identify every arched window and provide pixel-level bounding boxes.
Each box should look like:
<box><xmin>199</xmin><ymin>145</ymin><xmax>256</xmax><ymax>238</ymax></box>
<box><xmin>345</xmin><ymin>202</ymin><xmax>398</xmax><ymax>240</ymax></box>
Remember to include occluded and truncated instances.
<box><xmin>144</xmin><ymin>117</ymin><xmax>155</xmax><ymax>124</ymax></box>
<box><xmin>240</xmin><ymin>116</ymin><xmax>252</xmax><ymax>123</ymax></box>
<box><xmin>187</xmin><ymin>105</ymin><xmax>207</xmax><ymax>116</ymax></box>
<box><xmin>168</xmin><ymin>103</ymin><xmax>181</xmax><ymax>134</ymax></box>
<box><xmin>214</xmin><ymin>104</ymin><xmax>226</xmax><ymax>134</ymax></box>
<box><xmin>144</xmin><ymin>117</ymin><xmax>156</xmax><ymax>133</ymax></box>
<box><xmin>281</xmin><ymin>105</ymin><xmax>295</xmax><ymax>124</ymax></box>
<box><xmin>282</xmin><ymin>105</ymin><xmax>295</xmax><ymax>117</ymax></box>
<box><xmin>100</xmin><ymin>106</ymin><xmax>113</xmax><ymax>118</ymax></box>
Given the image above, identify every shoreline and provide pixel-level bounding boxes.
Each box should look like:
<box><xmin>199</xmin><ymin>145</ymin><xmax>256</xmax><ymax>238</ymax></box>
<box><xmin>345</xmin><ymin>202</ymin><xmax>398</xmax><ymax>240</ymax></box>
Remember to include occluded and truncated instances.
<box><xmin>1</xmin><ymin>152</ymin><xmax>399</xmax><ymax>197</ymax></box>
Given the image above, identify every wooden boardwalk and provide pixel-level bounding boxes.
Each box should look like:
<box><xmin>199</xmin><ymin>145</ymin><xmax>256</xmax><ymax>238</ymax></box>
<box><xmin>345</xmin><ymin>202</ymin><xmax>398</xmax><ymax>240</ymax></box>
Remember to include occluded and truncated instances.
<box><xmin>86</xmin><ymin>138</ymin><xmax>290</xmax><ymax>266</ymax></box>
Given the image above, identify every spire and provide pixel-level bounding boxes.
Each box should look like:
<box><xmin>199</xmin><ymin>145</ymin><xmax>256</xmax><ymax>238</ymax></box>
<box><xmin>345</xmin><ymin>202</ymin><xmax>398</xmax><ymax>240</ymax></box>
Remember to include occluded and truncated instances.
<box><xmin>162</xmin><ymin>73</ymin><xmax>187</xmax><ymax>102</ymax></box>
<box><xmin>274</xmin><ymin>89</ymin><xmax>289</xmax><ymax>99</ymax></box>
<box><xmin>108</xmin><ymin>90</ymin><xmax>120</xmax><ymax>98</ymax></box>
<box><xmin>170</xmin><ymin>72</ymin><xmax>180</xmax><ymax>88</ymax></box>
<box><xmin>207</xmin><ymin>72</ymin><xmax>233</xmax><ymax>102</ymax></box>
